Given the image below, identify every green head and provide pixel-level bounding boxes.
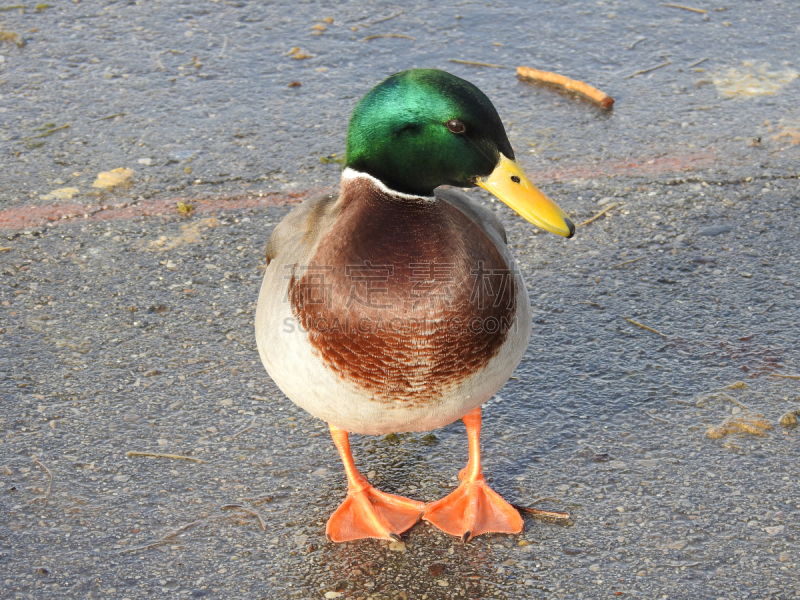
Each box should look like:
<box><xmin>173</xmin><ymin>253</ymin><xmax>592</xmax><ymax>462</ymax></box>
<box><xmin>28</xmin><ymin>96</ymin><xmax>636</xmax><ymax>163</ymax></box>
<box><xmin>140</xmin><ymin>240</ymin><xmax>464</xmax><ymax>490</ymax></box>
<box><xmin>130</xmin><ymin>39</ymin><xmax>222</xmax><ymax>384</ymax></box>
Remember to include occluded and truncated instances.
<box><xmin>345</xmin><ymin>69</ymin><xmax>514</xmax><ymax>196</ymax></box>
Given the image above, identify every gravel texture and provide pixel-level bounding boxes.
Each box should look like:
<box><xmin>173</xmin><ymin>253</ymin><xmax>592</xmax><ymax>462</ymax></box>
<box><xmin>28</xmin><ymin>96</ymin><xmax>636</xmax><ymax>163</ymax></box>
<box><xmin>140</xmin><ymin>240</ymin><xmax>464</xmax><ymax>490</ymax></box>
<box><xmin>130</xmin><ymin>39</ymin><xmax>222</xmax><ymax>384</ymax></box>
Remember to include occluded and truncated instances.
<box><xmin>2</xmin><ymin>1</ymin><xmax>800</xmax><ymax>599</ymax></box>
<box><xmin>2</xmin><ymin>175</ymin><xmax>799</xmax><ymax>599</ymax></box>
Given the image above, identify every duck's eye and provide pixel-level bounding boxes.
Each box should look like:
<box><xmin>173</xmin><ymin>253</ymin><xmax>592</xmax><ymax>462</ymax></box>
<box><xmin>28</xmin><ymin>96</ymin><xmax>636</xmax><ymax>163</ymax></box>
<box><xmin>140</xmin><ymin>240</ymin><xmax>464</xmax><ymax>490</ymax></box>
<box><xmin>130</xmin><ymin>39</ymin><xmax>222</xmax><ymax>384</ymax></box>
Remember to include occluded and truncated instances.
<box><xmin>511</xmin><ymin>175</ymin><xmax>521</xmax><ymax>184</ymax></box>
<box><xmin>446</xmin><ymin>119</ymin><xmax>466</xmax><ymax>134</ymax></box>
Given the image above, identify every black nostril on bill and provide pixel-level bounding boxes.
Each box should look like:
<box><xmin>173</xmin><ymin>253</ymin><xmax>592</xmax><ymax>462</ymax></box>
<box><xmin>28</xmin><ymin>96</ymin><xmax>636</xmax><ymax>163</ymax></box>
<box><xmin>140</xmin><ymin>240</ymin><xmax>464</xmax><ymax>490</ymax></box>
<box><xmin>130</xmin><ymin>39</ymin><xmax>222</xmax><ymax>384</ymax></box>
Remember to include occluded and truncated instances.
<box><xmin>510</xmin><ymin>175</ymin><xmax>521</xmax><ymax>184</ymax></box>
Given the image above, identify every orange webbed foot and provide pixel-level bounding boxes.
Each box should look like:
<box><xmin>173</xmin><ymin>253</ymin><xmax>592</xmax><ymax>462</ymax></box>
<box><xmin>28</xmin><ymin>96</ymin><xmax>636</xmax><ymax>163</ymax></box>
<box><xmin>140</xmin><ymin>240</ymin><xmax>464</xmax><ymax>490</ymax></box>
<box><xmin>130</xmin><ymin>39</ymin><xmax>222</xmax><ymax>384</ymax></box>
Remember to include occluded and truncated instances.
<box><xmin>422</xmin><ymin>407</ymin><xmax>523</xmax><ymax>542</ymax></box>
<box><xmin>326</xmin><ymin>485</ymin><xmax>425</xmax><ymax>543</ymax></box>
<box><xmin>325</xmin><ymin>423</ymin><xmax>424</xmax><ymax>543</ymax></box>
<box><xmin>423</xmin><ymin>474</ymin><xmax>523</xmax><ymax>542</ymax></box>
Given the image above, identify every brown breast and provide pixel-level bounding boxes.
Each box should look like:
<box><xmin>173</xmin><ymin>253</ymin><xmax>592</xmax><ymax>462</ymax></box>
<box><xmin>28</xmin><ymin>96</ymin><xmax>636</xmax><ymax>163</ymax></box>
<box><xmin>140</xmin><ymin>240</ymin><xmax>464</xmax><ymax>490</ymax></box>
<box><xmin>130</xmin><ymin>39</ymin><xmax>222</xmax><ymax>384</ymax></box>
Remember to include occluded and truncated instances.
<box><xmin>289</xmin><ymin>177</ymin><xmax>516</xmax><ymax>406</ymax></box>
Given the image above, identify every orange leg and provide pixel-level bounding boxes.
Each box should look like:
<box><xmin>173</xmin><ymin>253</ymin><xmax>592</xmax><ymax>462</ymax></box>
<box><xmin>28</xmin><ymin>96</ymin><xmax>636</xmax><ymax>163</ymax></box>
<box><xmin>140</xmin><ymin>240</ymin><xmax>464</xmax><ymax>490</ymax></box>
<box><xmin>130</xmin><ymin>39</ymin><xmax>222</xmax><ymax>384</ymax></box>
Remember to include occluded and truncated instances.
<box><xmin>325</xmin><ymin>425</ymin><xmax>425</xmax><ymax>543</ymax></box>
<box><xmin>423</xmin><ymin>407</ymin><xmax>523</xmax><ymax>542</ymax></box>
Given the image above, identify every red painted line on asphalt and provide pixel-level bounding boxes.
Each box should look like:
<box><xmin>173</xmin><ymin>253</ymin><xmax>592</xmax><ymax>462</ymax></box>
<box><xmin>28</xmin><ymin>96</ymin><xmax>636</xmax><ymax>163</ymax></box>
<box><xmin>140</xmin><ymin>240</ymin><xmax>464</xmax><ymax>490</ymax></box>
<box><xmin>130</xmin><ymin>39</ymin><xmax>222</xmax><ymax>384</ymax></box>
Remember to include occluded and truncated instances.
<box><xmin>0</xmin><ymin>153</ymin><xmax>716</xmax><ymax>232</ymax></box>
<box><xmin>0</xmin><ymin>188</ymin><xmax>331</xmax><ymax>232</ymax></box>
<box><xmin>524</xmin><ymin>152</ymin><xmax>717</xmax><ymax>183</ymax></box>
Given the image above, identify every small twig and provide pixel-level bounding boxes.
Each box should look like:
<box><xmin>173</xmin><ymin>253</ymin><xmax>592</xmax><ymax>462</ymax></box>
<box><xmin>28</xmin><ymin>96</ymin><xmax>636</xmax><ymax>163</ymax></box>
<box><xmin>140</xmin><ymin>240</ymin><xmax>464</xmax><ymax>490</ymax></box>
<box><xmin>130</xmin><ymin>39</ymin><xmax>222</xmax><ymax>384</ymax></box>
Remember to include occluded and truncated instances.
<box><xmin>164</xmin><ymin>520</ymin><xmax>199</xmax><ymax>539</ymax></box>
<box><xmin>219</xmin><ymin>34</ymin><xmax>228</xmax><ymax>58</ymax></box>
<box><xmin>221</xmin><ymin>504</ymin><xmax>268</xmax><ymax>530</ymax></box>
<box><xmin>0</xmin><ymin>247</ymin><xmax>11</xmax><ymax>253</ymax></box>
<box><xmin>126</xmin><ymin>451</ymin><xmax>205</xmax><ymax>463</ymax></box>
<box><xmin>624</xmin><ymin>317</ymin><xmax>668</xmax><ymax>338</ymax></box>
<box><xmin>612</xmin><ymin>256</ymin><xmax>645</xmax><ymax>269</ymax></box>
<box><xmin>772</xmin><ymin>145</ymin><xmax>796</xmax><ymax>155</ymax></box>
<box><xmin>761</xmin><ymin>303</ymin><xmax>775</xmax><ymax>315</ymax></box>
<box><xmin>642</xmin><ymin>410</ymin><xmax>670</xmax><ymax>424</ymax></box>
<box><xmin>696</xmin><ymin>391</ymin><xmax>748</xmax><ymax>409</ymax></box>
<box><xmin>577</xmin><ymin>203</ymin><xmax>618</xmax><ymax>227</ymax></box>
<box><xmin>719</xmin><ymin>392</ymin><xmax>748</xmax><ymax>410</ymax></box>
<box><xmin>370</xmin><ymin>10</ymin><xmax>404</xmax><ymax>25</ymax></box>
<box><xmin>770</xmin><ymin>373</ymin><xmax>800</xmax><ymax>380</ymax></box>
<box><xmin>687</xmin><ymin>57</ymin><xmax>709</xmax><ymax>69</ymax></box>
<box><xmin>625</xmin><ymin>59</ymin><xmax>671</xmax><ymax>79</ymax></box>
<box><xmin>513</xmin><ymin>504</ymin><xmax>570</xmax><ymax>523</ymax></box>
<box><xmin>90</xmin><ymin>113</ymin><xmax>126</xmax><ymax>122</ymax></box>
<box><xmin>28</xmin><ymin>124</ymin><xmax>70</xmax><ymax>140</ymax></box>
<box><xmin>363</xmin><ymin>34</ymin><xmax>415</xmax><ymax>41</ymax></box>
<box><xmin>629</xmin><ymin>37</ymin><xmax>646</xmax><ymax>50</ymax></box>
<box><xmin>517</xmin><ymin>65</ymin><xmax>614</xmax><ymax>109</ymax></box>
<box><xmin>118</xmin><ymin>520</ymin><xmax>200</xmax><ymax>554</ymax></box>
<box><xmin>661</xmin><ymin>3</ymin><xmax>708</xmax><ymax>14</ymax></box>
<box><xmin>449</xmin><ymin>59</ymin><xmax>507</xmax><ymax>69</ymax></box>
<box><xmin>120</xmin><ymin>541</ymin><xmax>171</xmax><ymax>555</ymax></box>
<box><xmin>189</xmin><ymin>365</ymin><xmax>217</xmax><ymax>376</ymax></box>
<box><xmin>30</xmin><ymin>456</ymin><xmax>53</xmax><ymax>506</ymax></box>
<box><xmin>232</xmin><ymin>417</ymin><xmax>258</xmax><ymax>439</ymax></box>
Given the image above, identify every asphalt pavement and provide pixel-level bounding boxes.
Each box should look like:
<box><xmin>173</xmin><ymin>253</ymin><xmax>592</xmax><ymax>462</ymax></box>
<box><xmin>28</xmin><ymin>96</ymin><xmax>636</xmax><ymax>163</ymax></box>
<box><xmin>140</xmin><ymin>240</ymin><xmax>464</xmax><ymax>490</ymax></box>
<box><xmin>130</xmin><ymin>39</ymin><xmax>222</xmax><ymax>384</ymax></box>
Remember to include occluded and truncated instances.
<box><xmin>1</xmin><ymin>1</ymin><xmax>799</xmax><ymax>599</ymax></box>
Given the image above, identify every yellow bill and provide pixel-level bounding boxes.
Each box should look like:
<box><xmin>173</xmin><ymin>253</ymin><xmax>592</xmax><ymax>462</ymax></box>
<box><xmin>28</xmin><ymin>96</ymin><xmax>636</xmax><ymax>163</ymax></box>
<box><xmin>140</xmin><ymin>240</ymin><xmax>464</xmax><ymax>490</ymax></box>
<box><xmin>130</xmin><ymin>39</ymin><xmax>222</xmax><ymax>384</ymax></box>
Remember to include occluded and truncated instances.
<box><xmin>476</xmin><ymin>154</ymin><xmax>575</xmax><ymax>238</ymax></box>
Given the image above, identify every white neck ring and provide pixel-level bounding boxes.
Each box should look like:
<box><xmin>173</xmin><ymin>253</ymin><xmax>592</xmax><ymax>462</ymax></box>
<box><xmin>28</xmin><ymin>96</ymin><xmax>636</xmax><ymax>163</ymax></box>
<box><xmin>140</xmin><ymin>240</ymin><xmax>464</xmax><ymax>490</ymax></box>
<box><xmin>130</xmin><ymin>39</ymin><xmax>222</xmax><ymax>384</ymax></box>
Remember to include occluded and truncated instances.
<box><xmin>341</xmin><ymin>168</ymin><xmax>436</xmax><ymax>202</ymax></box>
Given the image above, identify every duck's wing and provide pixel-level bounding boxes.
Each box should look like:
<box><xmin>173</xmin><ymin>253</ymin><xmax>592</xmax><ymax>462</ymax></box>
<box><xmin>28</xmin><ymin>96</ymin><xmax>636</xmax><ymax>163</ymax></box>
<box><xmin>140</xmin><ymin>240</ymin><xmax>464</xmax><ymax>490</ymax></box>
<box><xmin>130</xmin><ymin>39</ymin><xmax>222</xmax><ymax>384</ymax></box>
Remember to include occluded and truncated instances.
<box><xmin>434</xmin><ymin>187</ymin><xmax>507</xmax><ymax>246</ymax></box>
<box><xmin>265</xmin><ymin>193</ymin><xmax>341</xmax><ymax>267</ymax></box>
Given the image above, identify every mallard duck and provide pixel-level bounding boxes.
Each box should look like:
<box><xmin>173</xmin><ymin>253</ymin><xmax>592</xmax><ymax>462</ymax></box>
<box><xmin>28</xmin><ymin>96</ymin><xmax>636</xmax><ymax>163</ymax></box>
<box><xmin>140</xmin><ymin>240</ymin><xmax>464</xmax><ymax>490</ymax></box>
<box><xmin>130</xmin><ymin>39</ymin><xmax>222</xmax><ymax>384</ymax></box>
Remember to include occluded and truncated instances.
<box><xmin>255</xmin><ymin>69</ymin><xmax>574</xmax><ymax>543</ymax></box>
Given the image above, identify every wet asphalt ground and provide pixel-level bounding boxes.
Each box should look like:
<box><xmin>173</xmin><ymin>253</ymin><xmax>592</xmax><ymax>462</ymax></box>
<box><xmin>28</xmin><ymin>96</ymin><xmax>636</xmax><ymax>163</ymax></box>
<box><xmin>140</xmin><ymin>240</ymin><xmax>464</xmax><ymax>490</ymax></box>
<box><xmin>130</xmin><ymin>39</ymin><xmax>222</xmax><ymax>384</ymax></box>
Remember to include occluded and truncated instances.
<box><xmin>2</xmin><ymin>1</ymin><xmax>800</xmax><ymax>599</ymax></box>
